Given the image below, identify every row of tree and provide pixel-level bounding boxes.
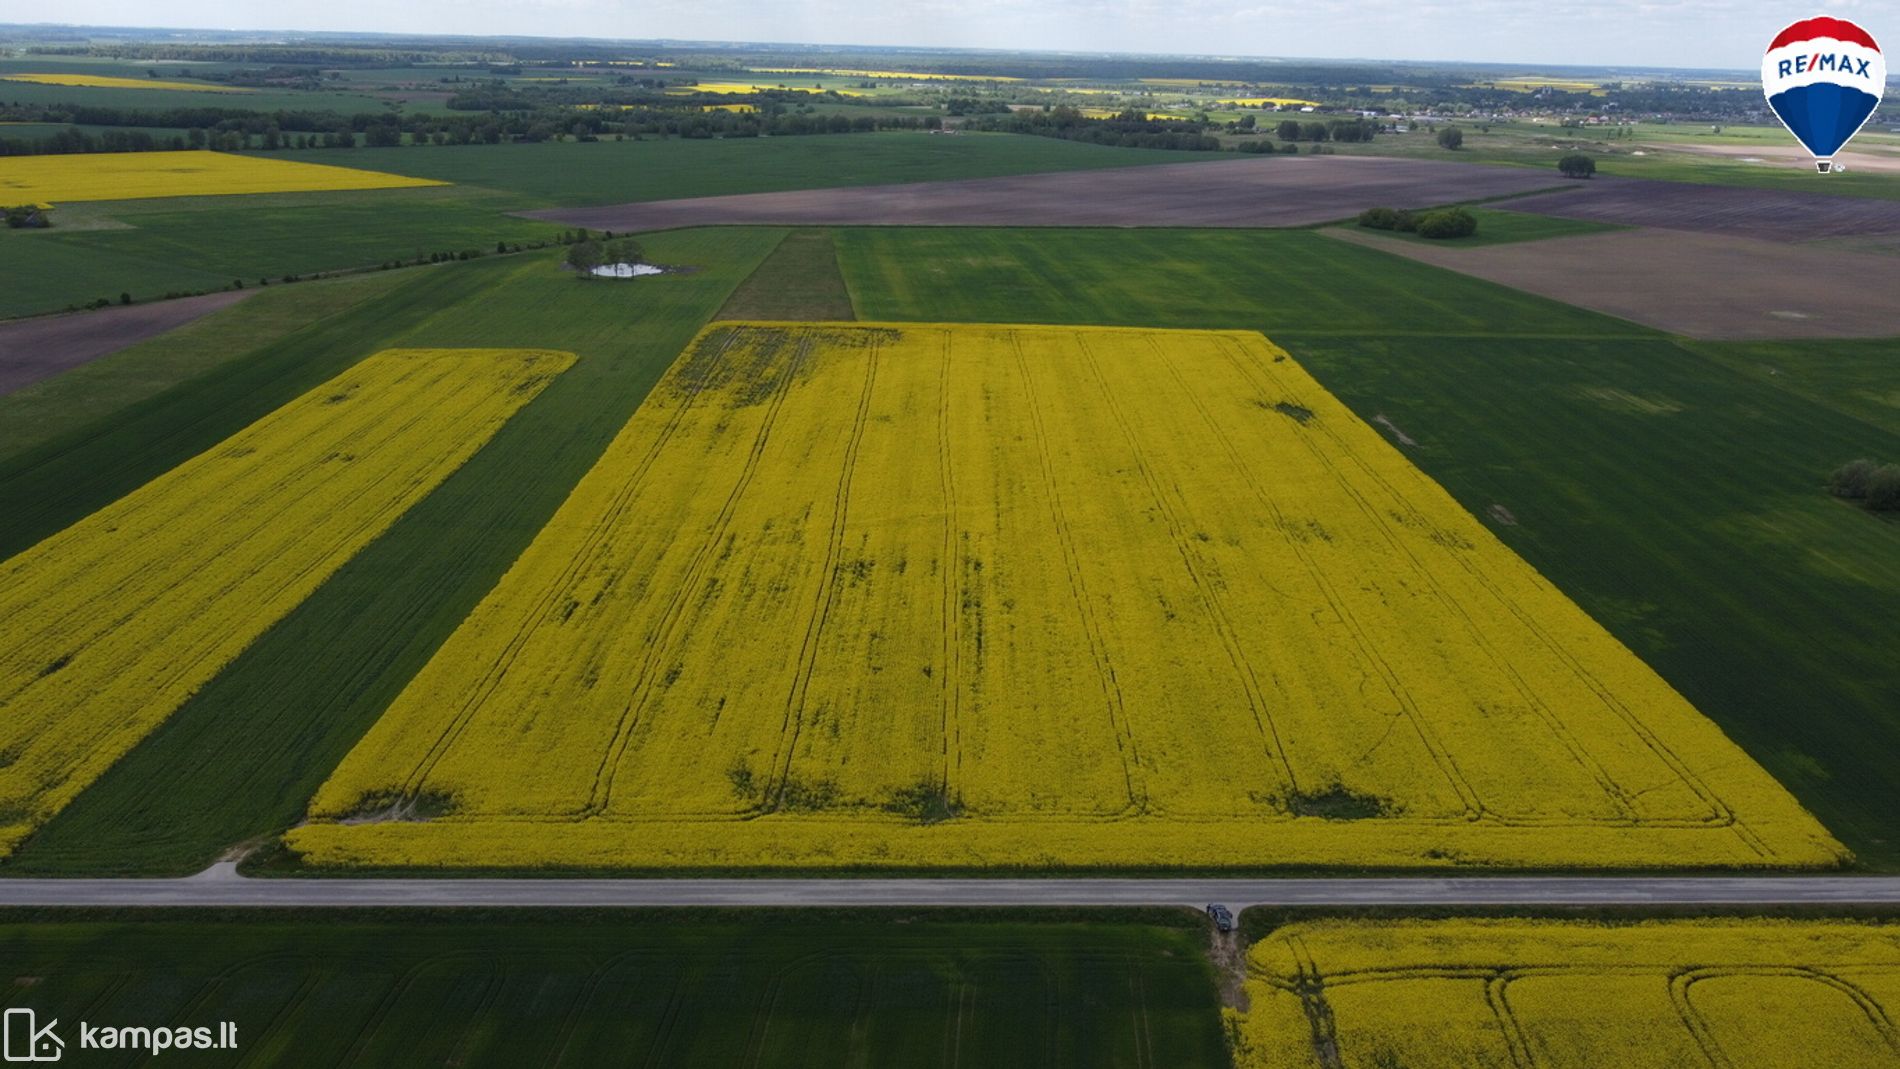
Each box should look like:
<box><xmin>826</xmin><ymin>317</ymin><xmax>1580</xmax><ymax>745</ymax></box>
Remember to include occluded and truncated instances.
<box><xmin>967</xmin><ymin>107</ymin><xmax>1223</xmax><ymax>151</ymax></box>
<box><xmin>1273</xmin><ymin>118</ymin><xmax>1378</xmax><ymax>142</ymax></box>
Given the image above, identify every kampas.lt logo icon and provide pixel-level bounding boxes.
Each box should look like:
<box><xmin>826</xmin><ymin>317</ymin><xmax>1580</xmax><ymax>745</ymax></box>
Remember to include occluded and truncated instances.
<box><xmin>1762</xmin><ymin>15</ymin><xmax>1886</xmax><ymax>172</ymax></box>
<box><xmin>2</xmin><ymin>1009</ymin><xmax>62</xmax><ymax>1063</ymax></box>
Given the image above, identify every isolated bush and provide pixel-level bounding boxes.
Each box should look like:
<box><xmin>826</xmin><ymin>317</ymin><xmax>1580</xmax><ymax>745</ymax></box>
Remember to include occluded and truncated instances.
<box><xmin>1413</xmin><ymin>208</ymin><xmax>1478</xmax><ymax>239</ymax></box>
<box><xmin>1357</xmin><ymin>207</ymin><xmax>1400</xmax><ymax>230</ymax></box>
<box><xmin>1832</xmin><ymin>459</ymin><xmax>1900</xmax><ymax>510</ymax></box>
<box><xmin>1829</xmin><ymin>458</ymin><xmax>1878</xmax><ymax>499</ymax></box>
<box><xmin>1559</xmin><ymin>153</ymin><xmax>1597</xmax><ymax>178</ymax></box>
<box><xmin>1437</xmin><ymin>126</ymin><xmax>1465</xmax><ymax>150</ymax></box>
<box><xmin>1869</xmin><ymin>468</ymin><xmax>1900</xmax><ymax>511</ymax></box>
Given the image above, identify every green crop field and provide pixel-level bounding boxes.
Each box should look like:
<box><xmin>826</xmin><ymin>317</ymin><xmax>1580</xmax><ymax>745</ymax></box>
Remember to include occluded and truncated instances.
<box><xmin>0</xmin><ymin>271</ymin><xmax>412</xmax><ymax>463</ymax></box>
<box><xmin>0</xmin><ymin>912</ymin><xmax>1226</xmax><ymax>1067</ymax></box>
<box><xmin>0</xmin><ymin>186</ymin><xmax>560</xmax><ymax>320</ymax></box>
<box><xmin>836</xmin><ymin>227</ymin><xmax>1639</xmax><ymax>338</ymax></box>
<box><xmin>270</xmin><ymin>132</ymin><xmax>1214</xmax><ymax>207</ymax></box>
<box><xmin>715</xmin><ymin>228</ymin><xmax>855</xmax><ymax>320</ymax></box>
<box><xmin>837</xmin><ymin>226</ymin><xmax>1900</xmax><ymax>868</ymax></box>
<box><xmin>3</xmin><ymin>228</ymin><xmax>785</xmax><ymax>873</ymax></box>
<box><xmin>0</xmin><ymin>135</ymin><xmax>1207</xmax><ymax>319</ymax></box>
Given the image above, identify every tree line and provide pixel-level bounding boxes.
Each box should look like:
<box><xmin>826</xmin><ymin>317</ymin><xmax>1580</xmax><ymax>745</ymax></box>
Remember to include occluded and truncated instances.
<box><xmin>966</xmin><ymin>107</ymin><xmax>1222</xmax><ymax>151</ymax></box>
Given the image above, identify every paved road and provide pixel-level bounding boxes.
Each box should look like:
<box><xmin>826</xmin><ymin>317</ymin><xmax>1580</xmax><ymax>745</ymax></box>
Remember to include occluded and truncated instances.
<box><xmin>2</xmin><ymin>865</ymin><xmax>1898</xmax><ymax>909</ymax></box>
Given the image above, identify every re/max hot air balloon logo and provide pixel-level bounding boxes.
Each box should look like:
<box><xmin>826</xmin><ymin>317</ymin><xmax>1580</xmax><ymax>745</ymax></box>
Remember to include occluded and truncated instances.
<box><xmin>1762</xmin><ymin>16</ymin><xmax>1886</xmax><ymax>172</ymax></box>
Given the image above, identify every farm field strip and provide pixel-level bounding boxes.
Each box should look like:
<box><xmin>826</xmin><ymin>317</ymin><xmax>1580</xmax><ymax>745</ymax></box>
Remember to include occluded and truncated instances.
<box><xmin>0</xmin><ymin>917</ymin><xmax>1225</xmax><ymax>1068</ymax></box>
<box><xmin>0</xmin><ymin>347</ymin><xmax>572</xmax><ymax>858</ymax></box>
<box><xmin>0</xmin><ymin>72</ymin><xmax>246</xmax><ymax>92</ymax></box>
<box><xmin>1232</xmin><ymin>919</ymin><xmax>1900</xmax><ymax>1068</ymax></box>
<box><xmin>0</xmin><ymin>150</ymin><xmax>447</xmax><ymax>205</ymax></box>
<box><xmin>526</xmin><ymin>155</ymin><xmax>1567</xmax><ymax>232</ymax></box>
<box><xmin>292</xmin><ymin>322</ymin><xmax>1836</xmax><ymax>871</ymax></box>
<box><xmin>1325</xmin><ymin>227</ymin><xmax>1900</xmax><ymax>339</ymax></box>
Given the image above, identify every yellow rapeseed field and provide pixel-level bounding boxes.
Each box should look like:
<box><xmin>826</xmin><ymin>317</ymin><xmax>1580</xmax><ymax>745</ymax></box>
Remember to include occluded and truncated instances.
<box><xmin>663</xmin><ymin>82</ymin><xmax>865</xmax><ymax>97</ymax></box>
<box><xmin>1221</xmin><ymin>97</ymin><xmax>1323</xmax><ymax>108</ymax></box>
<box><xmin>750</xmin><ymin>67</ymin><xmax>1023</xmax><ymax>82</ymax></box>
<box><xmin>291</xmin><ymin>323</ymin><xmax>1841</xmax><ymax>870</ymax></box>
<box><xmin>0</xmin><ymin>72</ymin><xmax>248</xmax><ymax>92</ymax></box>
<box><xmin>1078</xmin><ymin>107</ymin><xmax>1189</xmax><ymax>121</ymax></box>
<box><xmin>1231</xmin><ymin>919</ymin><xmax>1900</xmax><ymax>1068</ymax></box>
<box><xmin>0</xmin><ymin>348</ymin><xmax>572</xmax><ymax>858</ymax></box>
<box><xmin>0</xmin><ymin>150</ymin><xmax>446</xmax><ymax>206</ymax></box>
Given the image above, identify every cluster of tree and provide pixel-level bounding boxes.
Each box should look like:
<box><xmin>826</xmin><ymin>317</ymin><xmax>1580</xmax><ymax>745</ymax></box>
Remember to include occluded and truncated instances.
<box><xmin>944</xmin><ymin>96</ymin><xmax>1013</xmax><ymax>116</ymax></box>
<box><xmin>967</xmin><ymin>107</ymin><xmax>1222</xmax><ymax>151</ymax></box>
<box><xmin>1273</xmin><ymin>118</ymin><xmax>1377</xmax><ymax>142</ymax></box>
<box><xmin>1558</xmin><ymin>152</ymin><xmax>1597</xmax><ymax>178</ymax></box>
<box><xmin>445</xmin><ymin>86</ymin><xmax>542</xmax><ymax>111</ymax></box>
<box><xmin>190</xmin><ymin>65</ymin><xmax>332</xmax><ymax>90</ymax></box>
<box><xmin>1357</xmin><ymin>205</ymin><xmax>1479</xmax><ymax>239</ymax></box>
<box><xmin>565</xmin><ymin>235</ymin><xmax>647</xmax><ymax>274</ymax></box>
<box><xmin>1234</xmin><ymin>139</ymin><xmax>1302</xmax><ymax>154</ymax></box>
<box><xmin>1829</xmin><ymin>459</ymin><xmax>1900</xmax><ymax>511</ymax></box>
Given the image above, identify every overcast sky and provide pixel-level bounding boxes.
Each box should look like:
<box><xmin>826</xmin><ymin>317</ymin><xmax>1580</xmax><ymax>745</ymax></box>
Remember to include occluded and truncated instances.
<box><xmin>6</xmin><ymin>1</ymin><xmax>1892</xmax><ymax>70</ymax></box>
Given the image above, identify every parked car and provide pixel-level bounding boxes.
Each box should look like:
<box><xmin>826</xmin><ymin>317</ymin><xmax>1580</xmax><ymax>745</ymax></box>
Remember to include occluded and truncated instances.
<box><xmin>1206</xmin><ymin>903</ymin><xmax>1234</xmax><ymax>933</ymax></box>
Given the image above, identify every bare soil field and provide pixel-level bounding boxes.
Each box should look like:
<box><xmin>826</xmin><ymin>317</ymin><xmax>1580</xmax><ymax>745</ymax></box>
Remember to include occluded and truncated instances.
<box><xmin>1329</xmin><ymin>226</ymin><xmax>1900</xmax><ymax>339</ymax></box>
<box><xmin>525</xmin><ymin>155</ymin><xmax>1565</xmax><ymax>231</ymax></box>
<box><xmin>1654</xmin><ymin>140</ymin><xmax>1900</xmax><ymax>176</ymax></box>
<box><xmin>1504</xmin><ymin>177</ymin><xmax>1900</xmax><ymax>242</ymax></box>
<box><xmin>0</xmin><ymin>291</ymin><xmax>254</xmax><ymax>395</ymax></box>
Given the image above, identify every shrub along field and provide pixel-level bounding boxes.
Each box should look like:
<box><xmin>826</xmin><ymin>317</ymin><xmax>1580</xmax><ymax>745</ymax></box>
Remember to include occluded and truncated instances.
<box><xmin>0</xmin><ymin>911</ymin><xmax>1227</xmax><ymax>1067</ymax></box>
<box><xmin>1231</xmin><ymin>918</ymin><xmax>1900</xmax><ymax>1068</ymax></box>
<box><xmin>838</xmin><ymin>227</ymin><xmax>1900</xmax><ymax>868</ymax></box>
<box><xmin>1346</xmin><ymin>206</ymin><xmax>1623</xmax><ymax>247</ymax></box>
<box><xmin>290</xmin><ymin>322</ymin><xmax>1836</xmax><ymax>872</ymax></box>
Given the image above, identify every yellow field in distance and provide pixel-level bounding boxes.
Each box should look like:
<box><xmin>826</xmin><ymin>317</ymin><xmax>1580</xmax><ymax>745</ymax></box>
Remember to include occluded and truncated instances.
<box><xmin>0</xmin><ymin>72</ymin><xmax>248</xmax><ymax>92</ymax></box>
<box><xmin>664</xmin><ymin>82</ymin><xmax>865</xmax><ymax>97</ymax></box>
<box><xmin>1221</xmin><ymin>97</ymin><xmax>1323</xmax><ymax>108</ymax></box>
<box><xmin>750</xmin><ymin>67</ymin><xmax>1024</xmax><ymax>82</ymax></box>
<box><xmin>293</xmin><ymin>323</ymin><xmax>1840</xmax><ymax>871</ymax></box>
<box><xmin>0</xmin><ymin>150</ymin><xmax>446</xmax><ymax>205</ymax></box>
<box><xmin>0</xmin><ymin>348</ymin><xmax>572</xmax><ymax>858</ymax></box>
<box><xmin>1079</xmin><ymin>107</ymin><xmax>1188</xmax><ymax>120</ymax></box>
<box><xmin>1232</xmin><ymin>919</ymin><xmax>1900</xmax><ymax>1068</ymax></box>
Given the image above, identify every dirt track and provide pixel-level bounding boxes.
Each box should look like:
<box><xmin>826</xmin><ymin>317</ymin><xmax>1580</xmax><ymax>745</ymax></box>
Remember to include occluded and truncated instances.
<box><xmin>1503</xmin><ymin>176</ymin><xmax>1900</xmax><ymax>242</ymax></box>
<box><xmin>0</xmin><ymin>290</ymin><xmax>254</xmax><ymax>396</ymax></box>
<box><xmin>1329</xmin><ymin>226</ymin><xmax>1900</xmax><ymax>339</ymax></box>
<box><xmin>525</xmin><ymin>155</ymin><xmax>1567</xmax><ymax>231</ymax></box>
